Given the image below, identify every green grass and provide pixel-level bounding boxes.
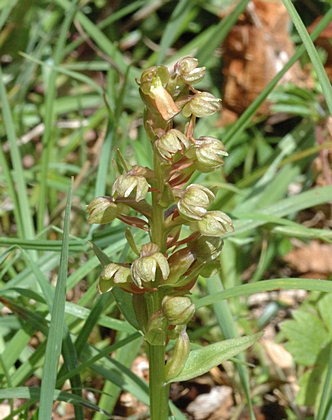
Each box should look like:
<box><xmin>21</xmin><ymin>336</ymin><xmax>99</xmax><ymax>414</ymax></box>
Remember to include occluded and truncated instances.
<box><xmin>1</xmin><ymin>0</ymin><xmax>332</xmax><ymax>418</ymax></box>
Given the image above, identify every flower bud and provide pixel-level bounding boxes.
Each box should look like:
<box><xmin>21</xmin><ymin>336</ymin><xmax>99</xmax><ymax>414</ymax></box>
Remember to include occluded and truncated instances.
<box><xmin>174</xmin><ymin>57</ymin><xmax>206</xmax><ymax>85</ymax></box>
<box><xmin>182</xmin><ymin>92</ymin><xmax>221</xmax><ymax>118</ymax></box>
<box><xmin>165</xmin><ymin>326</ymin><xmax>190</xmax><ymax>381</ymax></box>
<box><xmin>155</xmin><ymin>129</ymin><xmax>190</xmax><ymax>162</ymax></box>
<box><xmin>176</xmin><ymin>184</ymin><xmax>215</xmax><ymax>221</ymax></box>
<box><xmin>131</xmin><ymin>242</ymin><xmax>170</xmax><ymax>288</ymax></box>
<box><xmin>162</xmin><ymin>296</ymin><xmax>195</xmax><ymax>325</ymax></box>
<box><xmin>86</xmin><ymin>196</ymin><xmax>122</xmax><ymax>224</ymax></box>
<box><xmin>190</xmin><ymin>210</ymin><xmax>234</xmax><ymax>237</ymax></box>
<box><xmin>112</xmin><ymin>166</ymin><xmax>153</xmax><ymax>202</ymax></box>
<box><xmin>187</xmin><ymin>235</ymin><xmax>223</xmax><ymax>262</ymax></box>
<box><xmin>191</xmin><ymin>137</ymin><xmax>228</xmax><ymax>173</ymax></box>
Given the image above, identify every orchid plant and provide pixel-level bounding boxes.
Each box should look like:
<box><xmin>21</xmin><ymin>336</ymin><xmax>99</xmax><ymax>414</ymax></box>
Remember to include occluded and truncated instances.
<box><xmin>87</xmin><ymin>57</ymin><xmax>262</xmax><ymax>420</ymax></box>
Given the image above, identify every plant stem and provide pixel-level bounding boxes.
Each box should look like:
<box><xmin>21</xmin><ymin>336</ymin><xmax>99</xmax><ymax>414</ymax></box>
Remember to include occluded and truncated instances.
<box><xmin>147</xmin><ymin>154</ymin><xmax>170</xmax><ymax>419</ymax></box>
<box><xmin>148</xmin><ymin>342</ymin><xmax>170</xmax><ymax>420</ymax></box>
<box><xmin>150</xmin><ymin>152</ymin><xmax>167</xmax><ymax>254</ymax></box>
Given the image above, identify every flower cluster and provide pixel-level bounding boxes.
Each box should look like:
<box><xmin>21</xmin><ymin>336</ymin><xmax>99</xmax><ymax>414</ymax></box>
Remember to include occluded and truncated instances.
<box><xmin>87</xmin><ymin>57</ymin><xmax>233</xmax><ymax>349</ymax></box>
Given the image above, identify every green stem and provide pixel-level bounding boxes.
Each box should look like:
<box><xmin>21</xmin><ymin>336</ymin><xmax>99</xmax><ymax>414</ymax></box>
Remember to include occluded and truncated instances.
<box><xmin>147</xmin><ymin>153</ymin><xmax>170</xmax><ymax>419</ymax></box>
<box><xmin>150</xmin><ymin>152</ymin><xmax>167</xmax><ymax>254</ymax></box>
<box><xmin>148</xmin><ymin>342</ymin><xmax>170</xmax><ymax>420</ymax></box>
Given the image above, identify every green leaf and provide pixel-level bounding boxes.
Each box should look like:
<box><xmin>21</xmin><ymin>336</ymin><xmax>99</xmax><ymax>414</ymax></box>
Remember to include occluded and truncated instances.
<box><xmin>111</xmin><ymin>286</ymin><xmax>141</xmax><ymax>331</ymax></box>
<box><xmin>207</xmin><ymin>275</ymin><xmax>255</xmax><ymax>418</ymax></box>
<box><xmin>0</xmin><ymin>66</ymin><xmax>35</xmax><ymax>249</ymax></box>
<box><xmin>280</xmin><ymin>295</ymin><xmax>332</xmax><ymax>414</ymax></box>
<box><xmin>88</xmin><ymin>240</ymin><xmax>112</xmax><ymax>266</ymax></box>
<box><xmin>318</xmin><ymin>294</ymin><xmax>332</xmax><ymax>336</ymax></box>
<box><xmin>281</xmin><ymin>308</ymin><xmax>329</xmax><ymax>366</ymax></box>
<box><xmin>166</xmin><ymin>331</ymin><xmax>263</xmax><ymax>383</ymax></box>
<box><xmin>296</xmin><ymin>358</ymin><xmax>328</xmax><ymax>409</ymax></box>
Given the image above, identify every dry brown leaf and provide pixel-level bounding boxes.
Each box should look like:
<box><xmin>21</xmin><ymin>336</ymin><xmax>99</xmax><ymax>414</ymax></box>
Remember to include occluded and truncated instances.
<box><xmin>219</xmin><ymin>0</ymin><xmax>304</xmax><ymax>125</ymax></box>
<box><xmin>283</xmin><ymin>241</ymin><xmax>332</xmax><ymax>274</ymax></box>
<box><xmin>186</xmin><ymin>386</ymin><xmax>233</xmax><ymax>420</ymax></box>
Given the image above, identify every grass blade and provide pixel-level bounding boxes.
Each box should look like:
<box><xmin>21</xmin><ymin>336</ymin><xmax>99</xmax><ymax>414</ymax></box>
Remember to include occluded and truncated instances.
<box><xmin>157</xmin><ymin>0</ymin><xmax>194</xmax><ymax>65</ymax></box>
<box><xmin>282</xmin><ymin>0</ymin><xmax>332</xmax><ymax>116</ymax></box>
<box><xmin>0</xmin><ymin>387</ymin><xmax>112</xmax><ymax>418</ymax></box>
<box><xmin>0</xmin><ymin>67</ymin><xmax>35</xmax><ymax>248</ymax></box>
<box><xmin>196</xmin><ymin>278</ymin><xmax>332</xmax><ymax>309</ymax></box>
<box><xmin>37</xmin><ymin>0</ymin><xmax>79</xmax><ymax>234</ymax></box>
<box><xmin>196</xmin><ymin>0</ymin><xmax>250</xmax><ymax>65</ymax></box>
<box><xmin>207</xmin><ymin>276</ymin><xmax>256</xmax><ymax>419</ymax></box>
<box><xmin>38</xmin><ymin>179</ymin><xmax>73</xmax><ymax>419</ymax></box>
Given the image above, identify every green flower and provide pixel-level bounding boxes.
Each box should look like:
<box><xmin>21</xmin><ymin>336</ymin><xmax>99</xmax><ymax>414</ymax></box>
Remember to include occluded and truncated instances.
<box><xmin>131</xmin><ymin>243</ymin><xmax>170</xmax><ymax>288</ymax></box>
<box><xmin>182</xmin><ymin>92</ymin><xmax>221</xmax><ymax>118</ymax></box>
<box><xmin>165</xmin><ymin>325</ymin><xmax>190</xmax><ymax>381</ymax></box>
<box><xmin>174</xmin><ymin>57</ymin><xmax>206</xmax><ymax>85</ymax></box>
<box><xmin>86</xmin><ymin>196</ymin><xmax>126</xmax><ymax>224</ymax></box>
<box><xmin>112</xmin><ymin>166</ymin><xmax>153</xmax><ymax>202</ymax></box>
<box><xmin>176</xmin><ymin>184</ymin><xmax>215</xmax><ymax>221</ymax></box>
<box><xmin>191</xmin><ymin>136</ymin><xmax>228</xmax><ymax>172</ymax></box>
<box><xmin>138</xmin><ymin>66</ymin><xmax>179</xmax><ymax>121</ymax></box>
<box><xmin>166</xmin><ymin>247</ymin><xmax>196</xmax><ymax>285</ymax></box>
<box><xmin>162</xmin><ymin>295</ymin><xmax>195</xmax><ymax>325</ymax></box>
<box><xmin>98</xmin><ymin>263</ymin><xmax>132</xmax><ymax>294</ymax></box>
<box><xmin>155</xmin><ymin>129</ymin><xmax>190</xmax><ymax>162</ymax></box>
<box><xmin>187</xmin><ymin>235</ymin><xmax>223</xmax><ymax>262</ymax></box>
<box><xmin>190</xmin><ymin>210</ymin><xmax>234</xmax><ymax>237</ymax></box>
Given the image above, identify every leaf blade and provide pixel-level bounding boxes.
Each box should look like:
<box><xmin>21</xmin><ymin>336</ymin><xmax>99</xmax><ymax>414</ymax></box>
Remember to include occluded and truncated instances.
<box><xmin>166</xmin><ymin>332</ymin><xmax>263</xmax><ymax>383</ymax></box>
